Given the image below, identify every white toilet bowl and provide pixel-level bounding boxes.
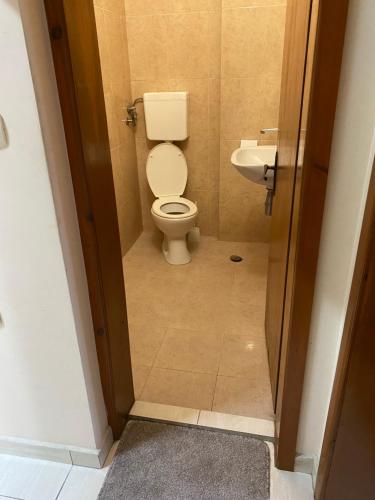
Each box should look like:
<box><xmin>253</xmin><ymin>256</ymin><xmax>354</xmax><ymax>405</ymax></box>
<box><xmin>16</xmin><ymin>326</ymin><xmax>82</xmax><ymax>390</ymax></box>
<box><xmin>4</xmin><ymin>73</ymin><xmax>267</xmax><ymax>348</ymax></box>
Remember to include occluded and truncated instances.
<box><xmin>151</xmin><ymin>196</ymin><xmax>198</xmax><ymax>265</ymax></box>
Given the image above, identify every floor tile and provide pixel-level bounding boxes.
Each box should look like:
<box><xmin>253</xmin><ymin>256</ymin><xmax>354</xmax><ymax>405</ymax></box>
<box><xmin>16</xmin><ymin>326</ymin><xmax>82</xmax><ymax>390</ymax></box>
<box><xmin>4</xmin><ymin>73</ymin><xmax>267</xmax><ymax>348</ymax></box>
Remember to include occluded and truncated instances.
<box><xmin>219</xmin><ymin>334</ymin><xmax>269</xmax><ymax>378</ymax></box>
<box><xmin>154</xmin><ymin>327</ymin><xmax>222</xmax><ymax>374</ymax></box>
<box><xmin>56</xmin><ymin>466</ymin><xmax>107</xmax><ymax>500</ymax></box>
<box><xmin>213</xmin><ymin>375</ymin><xmax>274</xmax><ymax>420</ymax></box>
<box><xmin>129</xmin><ymin>323</ymin><xmax>166</xmax><ymax>366</ymax></box>
<box><xmin>141</xmin><ymin>367</ymin><xmax>216</xmax><ymax>410</ymax></box>
<box><xmin>124</xmin><ymin>233</ymin><xmax>273</xmax><ymax>420</ymax></box>
<box><xmin>57</xmin><ymin>442</ymin><xmax>119</xmax><ymax>500</ymax></box>
<box><xmin>198</xmin><ymin>410</ymin><xmax>274</xmax><ymax>439</ymax></box>
<box><xmin>231</xmin><ymin>270</ymin><xmax>267</xmax><ymax>307</ymax></box>
<box><xmin>267</xmin><ymin>443</ymin><xmax>314</xmax><ymax>500</ymax></box>
<box><xmin>0</xmin><ymin>454</ymin><xmax>71</xmax><ymax>500</ymax></box>
<box><xmin>224</xmin><ymin>302</ymin><xmax>266</xmax><ymax>336</ymax></box>
<box><xmin>132</xmin><ymin>365</ymin><xmax>151</xmax><ymax>399</ymax></box>
<box><xmin>130</xmin><ymin>401</ymin><xmax>199</xmax><ymax>424</ymax></box>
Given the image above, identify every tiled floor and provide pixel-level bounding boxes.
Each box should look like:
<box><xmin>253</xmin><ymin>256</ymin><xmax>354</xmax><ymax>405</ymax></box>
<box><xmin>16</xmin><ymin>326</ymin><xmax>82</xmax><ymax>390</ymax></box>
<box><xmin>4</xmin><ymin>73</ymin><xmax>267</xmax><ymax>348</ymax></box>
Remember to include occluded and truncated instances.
<box><xmin>123</xmin><ymin>231</ymin><xmax>274</xmax><ymax>420</ymax></box>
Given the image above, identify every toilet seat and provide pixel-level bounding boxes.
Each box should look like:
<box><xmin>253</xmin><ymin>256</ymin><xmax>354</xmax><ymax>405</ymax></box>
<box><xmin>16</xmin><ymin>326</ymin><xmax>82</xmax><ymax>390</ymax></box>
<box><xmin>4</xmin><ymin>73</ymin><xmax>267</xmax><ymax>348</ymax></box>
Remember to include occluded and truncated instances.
<box><xmin>146</xmin><ymin>143</ymin><xmax>187</xmax><ymax>197</ymax></box>
<box><xmin>152</xmin><ymin>196</ymin><xmax>198</xmax><ymax>219</ymax></box>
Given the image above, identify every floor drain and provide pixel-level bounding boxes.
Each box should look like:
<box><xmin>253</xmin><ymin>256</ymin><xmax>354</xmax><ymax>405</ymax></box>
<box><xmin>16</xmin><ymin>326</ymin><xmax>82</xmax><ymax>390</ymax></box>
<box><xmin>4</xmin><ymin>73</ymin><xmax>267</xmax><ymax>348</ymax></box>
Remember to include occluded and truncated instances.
<box><xmin>230</xmin><ymin>255</ymin><xmax>243</xmax><ymax>262</ymax></box>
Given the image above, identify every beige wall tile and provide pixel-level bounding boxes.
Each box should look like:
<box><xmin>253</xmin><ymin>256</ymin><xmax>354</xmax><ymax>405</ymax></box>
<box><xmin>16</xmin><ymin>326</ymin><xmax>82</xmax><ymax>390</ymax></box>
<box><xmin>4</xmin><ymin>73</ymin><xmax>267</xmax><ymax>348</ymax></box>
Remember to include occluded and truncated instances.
<box><xmin>122</xmin><ymin>0</ymin><xmax>285</xmax><ymax>242</ymax></box>
<box><xmin>183</xmin><ymin>139</ymin><xmax>210</xmax><ymax>191</ymax></box>
<box><xmin>223</xmin><ymin>0</ymin><xmax>286</xmax><ymax>9</ymax></box>
<box><xmin>219</xmin><ymin>189</ymin><xmax>271</xmax><ymax>242</ymax></box>
<box><xmin>221</xmin><ymin>76</ymin><xmax>281</xmax><ymax>140</ymax></box>
<box><xmin>95</xmin><ymin>5</ymin><xmax>143</xmax><ymax>256</ymax></box>
<box><xmin>222</xmin><ymin>5</ymin><xmax>285</xmax><ymax>79</ymax></box>
<box><xmin>166</xmin><ymin>12</ymin><xmax>210</xmax><ymax>79</ymax></box>
<box><xmin>135</xmin><ymin>138</ymin><xmax>155</xmax><ymax>230</ymax></box>
<box><xmin>103</xmin><ymin>80</ymin><xmax>132</xmax><ymax>150</ymax></box>
<box><xmin>208</xmin><ymin>137</ymin><xmax>220</xmax><ymax>191</ymax></box>
<box><xmin>208</xmin><ymin>11</ymin><xmax>222</xmax><ymax>78</ymax></box>
<box><xmin>125</xmin><ymin>0</ymin><xmax>221</xmax><ymax>16</ymax></box>
<box><xmin>209</xmin><ymin>78</ymin><xmax>221</xmax><ymax>139</ymax></box>
<box><xmin>94</xmin><ymin>7</ymin><xmax>111</xmax><ymax>91</ymax></box>
<box><xmin>111</xmin><ymin>144</ymin><xmax>143</xmax><ymax>253</ymax></box>
<box><xmin>173</xmin><ymin>0</ymin><xmax>221</xmax><ymax>12</ymax></box>
<box><xmin>124</xmin><ymin>0</ymin><xmax>172</xmax><ymax>16</ymax></box>
<box><xmin>172</xmin><ymin>79</ymin><xmax>210</xmax><ymax>139</ymax></box>
<box><xmin>102</xmin><ymin>0</ymin><xmax>125</xmax><ymax>13</ymax></box>
<box><xmin>127</xmin><ymin>15</ymin><xmax>169</xmax><ymax>81</ymax></box>
<box><xmin>103</xmin><ymin>12</ymin><xmax>129</xmax><ymax>84</ymax></box>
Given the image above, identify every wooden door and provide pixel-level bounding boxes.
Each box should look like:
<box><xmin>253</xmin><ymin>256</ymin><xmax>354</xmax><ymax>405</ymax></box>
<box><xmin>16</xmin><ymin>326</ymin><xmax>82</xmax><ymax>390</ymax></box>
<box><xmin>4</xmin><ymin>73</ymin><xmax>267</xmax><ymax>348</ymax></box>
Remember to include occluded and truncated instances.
<box><xmin>265</xmin><ymin>0</ymin><xmax>314</xmax><ymax>404</ymax></box>
<box><xmin>44</xmin><ymin>0</ymin><xmax>134</xmax><ymax>438</ymax></box>
<box><xmin>316</xmin><ymin>161</ymin><xmax>375</xmax><ymax>499</ymax></box>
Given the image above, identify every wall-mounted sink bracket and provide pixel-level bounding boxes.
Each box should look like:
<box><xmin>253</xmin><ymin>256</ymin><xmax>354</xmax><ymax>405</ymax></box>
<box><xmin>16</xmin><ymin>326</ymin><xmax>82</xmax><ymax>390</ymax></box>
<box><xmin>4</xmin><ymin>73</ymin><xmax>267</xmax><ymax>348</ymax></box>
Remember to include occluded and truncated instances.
<box><xmin>264</xmin><ymin>151</ymin><xmax>278</xmax><ymax>216</ymax></box>
<box><xmin>122</xmin><ymin>97</ymin><xmax>143</xmax><ymax>127</ymax></box>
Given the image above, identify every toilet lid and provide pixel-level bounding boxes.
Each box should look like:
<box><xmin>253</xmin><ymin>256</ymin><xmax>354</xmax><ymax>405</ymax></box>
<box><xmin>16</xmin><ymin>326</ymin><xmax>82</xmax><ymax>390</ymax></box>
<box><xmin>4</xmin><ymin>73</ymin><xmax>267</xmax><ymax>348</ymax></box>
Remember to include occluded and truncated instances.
<box><xmin>146</xmin><ymin>143</ymin><xmax>187</xmax><ymax>197</ymax></box>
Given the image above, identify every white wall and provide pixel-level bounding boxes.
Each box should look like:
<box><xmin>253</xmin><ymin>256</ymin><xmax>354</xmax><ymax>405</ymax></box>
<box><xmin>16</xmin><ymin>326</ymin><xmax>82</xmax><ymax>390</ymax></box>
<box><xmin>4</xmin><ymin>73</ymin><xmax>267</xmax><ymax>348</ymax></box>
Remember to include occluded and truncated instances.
<box><xmin>0</xmin><ymin>0</ymin><xmax>108</xmax><ymax>450</ymax></box>
<box><xmin>297</xmin><ymin>0</ymin><xmax>375</xmax><ymax>463</ymax></box>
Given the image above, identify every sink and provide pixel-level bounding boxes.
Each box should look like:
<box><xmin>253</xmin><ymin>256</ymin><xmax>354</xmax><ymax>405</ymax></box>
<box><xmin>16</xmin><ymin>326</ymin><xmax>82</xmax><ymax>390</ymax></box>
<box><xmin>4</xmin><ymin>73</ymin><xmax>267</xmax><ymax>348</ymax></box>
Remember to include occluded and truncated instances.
<box><xmin>231</xmin><ymin>144</ymin><xmax>277</xmax><ymax>187</ymax></box>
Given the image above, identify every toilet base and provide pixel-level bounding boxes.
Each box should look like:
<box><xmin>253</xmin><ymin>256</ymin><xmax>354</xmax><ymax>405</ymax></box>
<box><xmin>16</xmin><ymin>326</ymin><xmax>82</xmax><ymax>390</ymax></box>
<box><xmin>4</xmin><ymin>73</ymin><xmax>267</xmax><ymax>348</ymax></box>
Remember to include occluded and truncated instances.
<box><xmin>162</xmin><ymin>235</ymin><xmax>191</xmax><ymax>265</ymax></box>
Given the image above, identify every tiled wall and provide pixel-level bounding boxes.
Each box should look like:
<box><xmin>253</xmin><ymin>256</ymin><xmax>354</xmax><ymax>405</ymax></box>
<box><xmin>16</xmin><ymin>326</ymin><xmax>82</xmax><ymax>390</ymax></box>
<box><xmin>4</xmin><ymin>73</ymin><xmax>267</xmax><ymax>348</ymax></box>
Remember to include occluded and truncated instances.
<box><xmin>94</xmin><ymin>0</ymin><xmax>143</xmax><ymax>255</ymax></box>
<box><xmin>99</xmin><ymin>0</ymin><xmax>286</xmax><ymax>242</ymax></box>
<box><xmin>219</xmin><ymin>0</ymin><xmax>286</xmax><ymax>242</ymax></box>
<box><xmin>124</xmin><ymin>0</ymin><xmax>221</xmax><ymax>235</ymax></box>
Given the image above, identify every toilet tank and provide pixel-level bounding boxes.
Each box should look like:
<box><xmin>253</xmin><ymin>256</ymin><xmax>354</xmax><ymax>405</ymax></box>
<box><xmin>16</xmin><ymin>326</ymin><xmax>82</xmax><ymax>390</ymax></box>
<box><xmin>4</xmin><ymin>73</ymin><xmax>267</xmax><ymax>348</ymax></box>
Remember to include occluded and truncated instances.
<box><xmin>143</xmin><ymin>92</ymin><xmax>189</xmax><ymax>141</ymax></box>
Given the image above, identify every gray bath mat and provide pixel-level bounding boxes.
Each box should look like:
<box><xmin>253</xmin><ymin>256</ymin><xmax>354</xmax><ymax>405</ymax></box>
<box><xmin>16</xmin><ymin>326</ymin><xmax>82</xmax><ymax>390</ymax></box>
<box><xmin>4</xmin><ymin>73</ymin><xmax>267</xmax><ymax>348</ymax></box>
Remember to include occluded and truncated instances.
<box><xmin>98</xmin><ymin>420</ymin><xmax>270</xmax><ymax>500</ymax></box>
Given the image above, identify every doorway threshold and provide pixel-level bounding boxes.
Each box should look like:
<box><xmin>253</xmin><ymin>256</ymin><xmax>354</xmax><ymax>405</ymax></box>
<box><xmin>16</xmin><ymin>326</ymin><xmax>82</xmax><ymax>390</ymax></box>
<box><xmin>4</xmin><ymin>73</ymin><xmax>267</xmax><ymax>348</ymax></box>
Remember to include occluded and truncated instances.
<box><xmin>129</xmin><ymin>401</ymin><xmax>275</xmax><ymax>443</ymax></box>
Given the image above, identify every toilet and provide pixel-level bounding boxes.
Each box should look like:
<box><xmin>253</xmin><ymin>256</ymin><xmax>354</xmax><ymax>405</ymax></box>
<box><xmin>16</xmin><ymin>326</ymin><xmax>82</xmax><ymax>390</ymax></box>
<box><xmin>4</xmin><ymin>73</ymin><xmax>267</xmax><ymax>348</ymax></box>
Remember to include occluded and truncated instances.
<box><xmin>144</xmin><ymin>92</ymin><xmax>198</xmax><ymax>265</ymax></box>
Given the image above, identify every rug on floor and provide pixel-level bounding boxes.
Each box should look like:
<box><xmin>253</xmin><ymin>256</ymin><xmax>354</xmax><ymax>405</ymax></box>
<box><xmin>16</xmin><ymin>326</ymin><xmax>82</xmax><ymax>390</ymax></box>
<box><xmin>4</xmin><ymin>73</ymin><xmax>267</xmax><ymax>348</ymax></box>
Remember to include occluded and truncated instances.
<box><xmin>98</xmin><ymin>420</ymin><xmax>270</xmax><ymax>500</ymax></box>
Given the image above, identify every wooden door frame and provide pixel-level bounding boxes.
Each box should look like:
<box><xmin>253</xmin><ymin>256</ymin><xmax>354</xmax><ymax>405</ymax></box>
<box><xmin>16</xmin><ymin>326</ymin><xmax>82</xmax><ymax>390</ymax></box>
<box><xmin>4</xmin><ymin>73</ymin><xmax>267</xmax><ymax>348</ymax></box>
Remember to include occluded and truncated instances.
<box><xmin>275</xmin><ymin>0</ymin><xmax>349</xmax><ymax>469</ymax></box>
<box><xmin>314</xmin><ymin>158</ymin><xmax>375</xmax><ymax>499</ymax></box>
<box><xmin>43</xmin><ymin>0</ymin><xmax>349</xmax><ymax>467</ymax></box>
<box><xmin>44</xmin><ymin>0</ymin><xmax>134</xmax><ymax>439</ymax></box>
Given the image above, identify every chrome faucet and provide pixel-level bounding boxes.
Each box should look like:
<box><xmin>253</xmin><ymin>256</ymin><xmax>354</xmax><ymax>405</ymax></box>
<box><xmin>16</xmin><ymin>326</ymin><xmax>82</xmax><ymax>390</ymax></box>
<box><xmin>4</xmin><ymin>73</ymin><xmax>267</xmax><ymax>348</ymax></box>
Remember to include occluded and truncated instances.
<box><xmin>122</xmin><ymin>97</ymin><xmax>144</xmax><ymax>127</ymax></box>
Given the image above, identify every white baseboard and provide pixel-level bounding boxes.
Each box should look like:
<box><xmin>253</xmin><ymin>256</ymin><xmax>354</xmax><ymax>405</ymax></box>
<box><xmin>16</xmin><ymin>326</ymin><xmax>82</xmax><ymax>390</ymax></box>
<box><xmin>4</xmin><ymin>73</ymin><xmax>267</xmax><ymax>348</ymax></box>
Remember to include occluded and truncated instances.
<box><xmin>295</xmin><ymin>453</ymin><xmax>319</xmax><ymax>489</ymax></box>
<box><xmin>0</xmin><ymin>426</ymin><xmax>113</xmax><ymax>469</ymax></box>
<box><xmin>294</xmin><ymin>454</ymin><xmax>315</xmax><ymax>475</ymax></box>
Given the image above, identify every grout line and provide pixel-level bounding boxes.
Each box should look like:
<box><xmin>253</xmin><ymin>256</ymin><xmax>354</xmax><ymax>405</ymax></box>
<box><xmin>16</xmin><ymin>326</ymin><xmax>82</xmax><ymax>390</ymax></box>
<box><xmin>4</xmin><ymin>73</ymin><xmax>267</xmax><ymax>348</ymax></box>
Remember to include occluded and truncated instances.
<box><xmin>196</xmin><ymin>409</ymin><xmax>202</xmax><ymax>425</ymax></box>
<box><xmin>141</xmin><ymin>365</ymin><xmax>220</xmax><ymax>377</ymax></box>
<box><xmin>54</xmin><ymin>464</ymin><xmax>73</xmax><ymax>500</ymax></box>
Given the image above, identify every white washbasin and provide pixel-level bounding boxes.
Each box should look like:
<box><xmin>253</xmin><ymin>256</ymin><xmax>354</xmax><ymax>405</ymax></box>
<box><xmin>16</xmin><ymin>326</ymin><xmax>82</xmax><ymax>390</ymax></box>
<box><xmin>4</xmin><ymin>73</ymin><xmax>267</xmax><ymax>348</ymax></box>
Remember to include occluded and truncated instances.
<box><xmin>231</xmin><ymin>145</ymin><xmax>277</xmax><ymax>187</ymax></box>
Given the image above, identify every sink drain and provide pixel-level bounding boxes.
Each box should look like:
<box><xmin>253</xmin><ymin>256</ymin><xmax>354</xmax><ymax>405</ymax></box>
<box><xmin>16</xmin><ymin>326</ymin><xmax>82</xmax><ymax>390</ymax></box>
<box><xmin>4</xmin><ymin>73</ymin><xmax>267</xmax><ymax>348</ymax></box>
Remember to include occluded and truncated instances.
<box><xmin>230</xmin><ymin>255</ymin><xmax>243</xmax><ymax>262</ymax></box>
